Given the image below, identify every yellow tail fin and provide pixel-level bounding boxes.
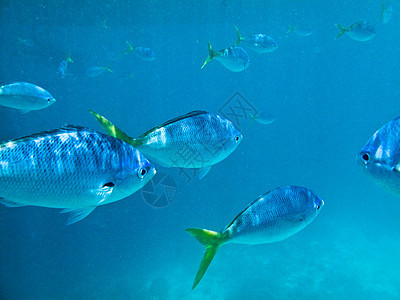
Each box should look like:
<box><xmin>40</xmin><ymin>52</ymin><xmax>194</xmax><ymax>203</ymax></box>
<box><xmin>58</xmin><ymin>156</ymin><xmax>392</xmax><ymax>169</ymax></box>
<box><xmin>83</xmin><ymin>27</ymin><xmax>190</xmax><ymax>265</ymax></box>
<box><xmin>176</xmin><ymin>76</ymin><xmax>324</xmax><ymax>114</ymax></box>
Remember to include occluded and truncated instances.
<box><xmin>201</xmin><ymin>42</ymin><xmax>219</xmax><ymax>69</ymax></box>
<box><xmin>334</xmin><ymin>24</ymin><xmax>348</xmax><ymax>40</ymax></box>
<box><xmin>124</xmin><ymin>41</ymin><xmax>134</xmax><ymax>55</ymax></box>
<box><xmin>88</xmin><ymin>110</ymin><xmax>136</xmax><ymax>146</ymax></box>
<box><xmin>66</xmin><ymin>50</ymin><xmax>73</xmax><ymax>63</ymax></box>
<box><xmin>185</xmin><ymin>228</ymin><xmax>227</xmax><ymax>289</ymax></box>
<box><xmin>234</xmin><ymin>25</ymin><xmax>242</xmax><ymax>46</ymax></box>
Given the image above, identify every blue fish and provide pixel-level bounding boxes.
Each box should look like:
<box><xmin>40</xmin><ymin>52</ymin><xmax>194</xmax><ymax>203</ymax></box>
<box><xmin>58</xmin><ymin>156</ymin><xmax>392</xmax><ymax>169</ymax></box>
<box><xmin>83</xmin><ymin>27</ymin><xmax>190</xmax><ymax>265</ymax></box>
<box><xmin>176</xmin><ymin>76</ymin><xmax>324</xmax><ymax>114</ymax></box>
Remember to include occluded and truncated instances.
<box><xmin>335</xmin><ymin>21</ymin><xmax>376</xmax><ymax>41</ymax></box>
<box><xmin>89</xmin><ymin>110</ymin><xmax>242</xmax><ymax>179</ymax></box>
<box><xmin>186</xmin><ymin>185</ymin><xmax>324</xmax><ymax>289</ymax></box>
<box><xmin>235</xmin><ymin>26</ymin><xmax>278</xmax><ymax>53</ymax></box>
<box><xmin>0</xmin><ymin>125</ymin><xmax>155</xmax><ymax>224</ymax></box>
<box><xmin>85</xmin><ymin>65</ymin><xmax>113</xmax><ymax>77</ymax></box>
<box><xmin>57</xmin><ymin>50</ymin><xmax>73</xmax><ymax>78</ymax></box>
<box><xmin>0</xmin><ymin>82</ymin><xmax>56</xmax><ymax>113</ymax></box>
<box><xmin>358</xmin><ymin>116</ymin><xmax>400</xmax><ymax>196</ymax></box>
<box><xmin>124</xmin><ymin>41</ymin><xmax>156</xmax><ymax>61</ymax></box>
<box><xmin>201</xmin><ymin>42</ymin><xmax>250</xmax><ymax>72</ymax></box>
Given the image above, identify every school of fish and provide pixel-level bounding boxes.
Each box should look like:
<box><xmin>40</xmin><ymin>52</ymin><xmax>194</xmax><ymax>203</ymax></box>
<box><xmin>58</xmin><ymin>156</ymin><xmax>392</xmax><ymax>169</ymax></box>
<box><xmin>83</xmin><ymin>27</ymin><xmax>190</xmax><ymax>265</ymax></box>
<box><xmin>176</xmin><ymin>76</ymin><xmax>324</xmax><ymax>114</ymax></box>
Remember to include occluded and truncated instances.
<box><xmin>1</xmin><ymin>1</ymin><xmax>396</xmax><ymax>290</ymax></box>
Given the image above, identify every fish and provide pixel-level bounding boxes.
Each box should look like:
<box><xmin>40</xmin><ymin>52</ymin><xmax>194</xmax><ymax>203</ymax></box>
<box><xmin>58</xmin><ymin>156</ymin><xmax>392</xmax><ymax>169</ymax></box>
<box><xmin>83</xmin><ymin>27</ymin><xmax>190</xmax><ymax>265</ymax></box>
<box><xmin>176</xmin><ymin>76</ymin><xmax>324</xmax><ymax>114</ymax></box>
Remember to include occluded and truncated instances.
<box><xmin>17</xmin><ymin>37</ymin><xmax>35</xmax><ymax>47</ymax></box>
<box><xmin>235</xmin><ymin>26</ymin><xmax>278</xmax><ymax>53</ymax></box>
<box><xmin>124</xmin><ymin>41</ymin><xmax>156</xmax><ymax>61</ymax></box>
<box><xmin>0</xmin><ymin>125</ymin><xmax>155</xmax><ymax>225</ymax></box>
<box><xmin>0</xmin><ymin>82</ymin><xmax>56</xmax><ymax>113</ymax></box>
<box><xmin>380</xmin><ymin>2</ymin><xmax>393</xmax><ymax>24</ymax></box>
<box><xmin>89</xmin><ymin>110</ymin><xmax>242</xmax><ymax>179</ymax></box>
<box><xmin>186</xmin><ymin>185</ymin><xmax>324</xmax><ymax>289</ymax></box>
<box><xmin>358</xmin><ymin>116</ymin><xmax>400</xmax><ymax>197</ymax></box>
<box><xmin>201</xmin><ymin>42</ymin><xmax>250</xmax><ymax>72</ymax></box>
<box><xmin>286</xmin><ymin>24</ymin><xmax>312</xmax><ymax>37</ymax></box>
<box><xmin>334</xmin><ymin>21</ymin><xmax>376</xmax><ymax>41</ymax></box>
<box><xmin>250</xmin><ymin>111</ymin><xmax>276</xmax><ymax>125</ymax></box>
<box><xmin>85</xmin><ymin>66</ymin><xmax>113</xmax><ymax>77</ymax></box>
<box><xmin>57</xmin><ymin>50</ymin><xmax>73</xmax><ymax>78</ymax></box>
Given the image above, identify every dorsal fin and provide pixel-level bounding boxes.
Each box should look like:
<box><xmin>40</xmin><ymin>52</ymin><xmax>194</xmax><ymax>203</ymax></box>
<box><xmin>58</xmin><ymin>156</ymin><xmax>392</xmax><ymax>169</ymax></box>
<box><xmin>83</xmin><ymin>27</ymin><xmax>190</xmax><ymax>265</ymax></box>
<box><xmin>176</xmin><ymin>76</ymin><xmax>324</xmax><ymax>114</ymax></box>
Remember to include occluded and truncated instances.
<box><xmin>138</xmin><ymin>111</ymin><xmax>209</xmax><ymax>138</ymax></box>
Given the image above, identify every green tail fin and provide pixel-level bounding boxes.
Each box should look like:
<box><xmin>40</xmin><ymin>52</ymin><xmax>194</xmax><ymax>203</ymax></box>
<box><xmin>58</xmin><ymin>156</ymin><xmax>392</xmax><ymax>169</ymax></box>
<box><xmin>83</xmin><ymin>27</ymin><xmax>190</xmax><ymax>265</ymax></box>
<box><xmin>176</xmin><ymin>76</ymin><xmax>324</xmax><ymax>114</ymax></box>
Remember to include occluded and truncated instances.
<box><xmin>201</xmin><ymin>42</ymin><xmax>218</xmax><ymax>69</ymax></box>
<box><xmin>234</xmin><ymin>25</ymin><xmax>242</xmax><ymax>46</ymax></box>
<box><xmin>334</xmin><ymin>24</ymin><xmax>348</xmax><ymax>40</ymax></box>
<box><xmin>186</xmin><ymin>228</ymin><xmax>226</xmax><ymax>289</ymax></box>
<box><xmin>88</xmin><ymin>110</ymin><xmax>136</xmax><ymax>146</ymax></box>
<box><xmin>104</xmin><ymin>65</ymin><xmax>113</xmax><ymax>73</ymax></box>
<box><xmin>66</xmin><ymin>50</ymin><xmax>73</xmax><ymax>63</ymax></box>
<box><xmin>124</xmin><ymin>41</ymin><xmax>134</xmax><ymax>55</ymax></box>
<box><xmin>286</xmin><ymin>24</ymin><xmax>295</xmax><ymax>35</ymax></box>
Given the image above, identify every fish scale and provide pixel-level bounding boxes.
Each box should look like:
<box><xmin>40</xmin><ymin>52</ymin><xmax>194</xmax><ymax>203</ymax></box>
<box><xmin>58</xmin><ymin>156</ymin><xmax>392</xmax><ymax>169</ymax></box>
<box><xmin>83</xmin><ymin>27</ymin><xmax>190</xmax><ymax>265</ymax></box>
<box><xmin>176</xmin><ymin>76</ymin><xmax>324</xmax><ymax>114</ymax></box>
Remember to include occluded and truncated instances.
<box><xmin>0</xmin><ymin>125</ymin><xmax>155</xmax><ymax>224</ymax></box>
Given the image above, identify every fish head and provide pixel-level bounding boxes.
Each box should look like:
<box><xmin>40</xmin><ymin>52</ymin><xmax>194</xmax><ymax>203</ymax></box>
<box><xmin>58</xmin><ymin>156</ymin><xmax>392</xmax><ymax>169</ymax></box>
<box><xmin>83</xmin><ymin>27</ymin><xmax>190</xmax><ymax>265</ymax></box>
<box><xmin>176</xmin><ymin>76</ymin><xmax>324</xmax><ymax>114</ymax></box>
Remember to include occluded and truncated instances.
<box><xmin>358</xmin><ymin>117</ymin><xmax>400</xmax><ymax>195</ymax></box>
<box><xmin>114</xmin><ymin>149</ymin><xmax>156</xmax><ymax>196</ymax></box>
<box><xmin>297</xmin><ymin>187</ymin><xmax>324</xmax><ymax>223</ymax></box>
<box><xmin>220</xmin><ymin>118</ymin><xmax>243</xmax><ymax>154</ymax></box>
<box><xmin>37</xmin><ymin>88</ymin><xmax>56</xmax><ymax>108</ymax></box>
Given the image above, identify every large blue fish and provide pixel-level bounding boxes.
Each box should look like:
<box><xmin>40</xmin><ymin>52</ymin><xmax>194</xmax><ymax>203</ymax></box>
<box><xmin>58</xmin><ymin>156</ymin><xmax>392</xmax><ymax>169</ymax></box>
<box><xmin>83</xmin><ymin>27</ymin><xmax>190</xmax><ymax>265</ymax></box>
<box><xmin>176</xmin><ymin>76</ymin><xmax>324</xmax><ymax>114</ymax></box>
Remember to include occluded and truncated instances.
<box><xmin>358</xmin><ymin>116</ymin><xmax>400</xmax><ymax>196</ymax></box>
<box><xmin>235</xmin><ymin>26</ymin><xmax>278</xmax><ymax>54</ymax></box>
<box><xmin>201</xmin><ymin>42</ymin><xmax>250</xmax><ymax>72</ymax></box>
<box><xmin>89</xmin><ymin>110</ymin><xmax>242</xmax><ymax>179</ymax></box>
<box><xmin>186</xmin><ymin>185</ymin><xmax>324</xmax><ymax>289</ymax></box>
<box><xmin>0</xmin><ymin>125</ymin><xmax>155</xmax><ymax>224</ymax></box>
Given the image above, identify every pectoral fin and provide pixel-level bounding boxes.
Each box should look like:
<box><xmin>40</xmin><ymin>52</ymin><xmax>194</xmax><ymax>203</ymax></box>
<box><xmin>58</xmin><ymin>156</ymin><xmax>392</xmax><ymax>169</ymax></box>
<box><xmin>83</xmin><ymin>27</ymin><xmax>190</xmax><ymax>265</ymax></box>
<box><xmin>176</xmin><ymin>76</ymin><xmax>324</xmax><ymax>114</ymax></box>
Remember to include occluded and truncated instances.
<box><xmin>19</xmin><ymin>109</ymin><xmax>31</xmax><ymax>114</ymax></box>
<box><xmin>198</xmin><ymin>166</ymin><xmax>211</xmax><ymax>180</ymax></box>
<box><xmin>60</xmin><ymin>207</ymin><xmax>96</xmax><ymax>225</ymax></box>
<box><xmin>90</xmin><ymin>184</ymin><xmax>114</xmax><ymax>205</ymax></box>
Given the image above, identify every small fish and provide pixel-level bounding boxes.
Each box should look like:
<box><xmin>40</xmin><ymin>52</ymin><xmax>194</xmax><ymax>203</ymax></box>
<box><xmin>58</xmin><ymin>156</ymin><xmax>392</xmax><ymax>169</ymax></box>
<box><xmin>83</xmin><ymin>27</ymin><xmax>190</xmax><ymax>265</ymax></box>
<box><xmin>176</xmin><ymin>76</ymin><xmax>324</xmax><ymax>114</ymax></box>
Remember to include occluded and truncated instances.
<box><xmin>0</xmin><ymin>82</ymin><xmax>56</xmax><ymax>113</ymax></box>
<box><xmin>286</xmin><ymin>24</ymin><xmax>312</xmax><ymax>37</ymax></box>
<box><xmin>0</xmin><ymin>125</ymin><xmax>155</xmax><ymax>225</ymax></box>
<box><xmin>89</xmin><ymin>110</ymin><xmax>242</xmax><ymax>179</ymax></box>
<box><xmin>186</xmin><ymin>185</ymin><xmax>324</xmax><ymax>289</ymax></box>
<box><xmin>234</xmin><ymin>26</ymin><xmax>278</xmax><ymax>53</ymax></box>
<box><xmin>124</xmin><ymin>41</ymin><xmax>156</xmax><ymax>61</ymax></box>
<box><xmin>380</xmin><ymin>2</ymin><xmax>393</xmax><ymax>24</ymax></box>
<box><xmin>201</xmin><ymin>42</ymin><xmax>250</xmax><ymax>72</ymax></box>
<box><xmin>335</xmin><ymin>21</ymin><xmax>376</xmax><ymax>41</ymax></box>
<box><xmin>250</xmin><ymin>111</ymin><xmax>276</xmax><ymax>125</ymax></box>
<box><xmin>85</xmin><ymin>65</ymin><xmax>113</xmax><ymax>77</ymax></box>
<box><xmin>17</xmin><ymin>37</ymin><xmax>35</xmax><ymax>47</ymax></box>
<box><xmin>358</xmin><ymin>116</ymin><xmax>400</xmax><ymax>197</ymax></box>
<box><xmin>57</xmin><ymin>50</ymin><xmax>73</xmax><ymax>78</ymax></box>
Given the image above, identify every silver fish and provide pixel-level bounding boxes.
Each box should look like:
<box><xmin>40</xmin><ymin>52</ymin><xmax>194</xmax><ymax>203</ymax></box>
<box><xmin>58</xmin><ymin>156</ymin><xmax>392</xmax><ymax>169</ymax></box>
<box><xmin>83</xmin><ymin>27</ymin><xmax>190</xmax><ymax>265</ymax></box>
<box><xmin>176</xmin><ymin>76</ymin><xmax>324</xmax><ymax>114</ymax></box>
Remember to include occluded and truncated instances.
<box><xmin>250</xmin><ymin>111</ymin><xmax>276</xmax><ymax>125</ymax></box>
<box><xmin>89</xmin><ymin>110</ymin><xmax>242</xmax><ymax>179</ymax></box>
<box><xmin>124</xmin><ymin>41</ymin><xmax>156</xmax><ymax>61</ymax></box>
<box><xmin>201</xmin><ymin>42</ymin><xmax>250</xmax><ymax>72</ymax></box>
<box><xmin>58</xmin><ymin>50</ymin><xmax>73</xmax><ymax>78</ymax></box>
<box><xmin>335</xmin><ymin>21</ymin><xmax>376</xmax><ymax>41</ymax></box>
<box><xmin>0</xmin><ymin>82</ymin><xmax>56</xmax><ymax>113</ymax></box>
<box><xmin>85</xmin><ymin>66</ymin><xmax>113</xmax><ymax>77</ymax></box>
<box><xmin>381</xmin><ymin>2</ymin><xmax>393</xmax><ymax>24</ymax></box>
<box><xmin>286</xmin><ymin>24</ymin><xmax>312</xmax><ymax>37</ymax></box>
<box><xmin>358</xmin><ymin>116</ymin><xmax>400</xmax><ymax>196</ymax></box>
<box><xmin>186</xmin><ymin>185</ymin><xmax>324</xmax><ymax>289</ymax></box>
<box><xmin>0</xmin><ymin>125</ymin><xmax>155</xmax><ymax>224</ymax></box>
<box><xmin>235</xmin><ymin>26</ymin><xmax>278</xmax><ymax>53</ymax></box>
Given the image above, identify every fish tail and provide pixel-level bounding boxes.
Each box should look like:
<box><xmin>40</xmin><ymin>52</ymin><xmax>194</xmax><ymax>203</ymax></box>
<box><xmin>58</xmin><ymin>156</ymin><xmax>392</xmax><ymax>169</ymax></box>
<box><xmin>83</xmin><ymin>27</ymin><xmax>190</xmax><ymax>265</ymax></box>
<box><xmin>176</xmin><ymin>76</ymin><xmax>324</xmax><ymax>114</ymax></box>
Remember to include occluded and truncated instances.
<box><xmin>334</xmin><ymin>24</ymin><xmax>348</xmax><ymax>40</ymax></box>
<box><xmin>286</xmin><ymin>24</ymin><xmax>294</xmax><ymax>35</ymax></box>
<box><xmin>88</xmin><ymin>110</ymin><xmax>136</xmax><ymax>146</ymax></box>
<box><xmin>105</xmin><ymin>65</ymin><xmax>113</xmax><ymax>73</ymax></box>
<box><xmin>185</xmin><ymin>228</ymin><xmax>227</xmax><ymax>289</ymax></box>
<box><xmin>66</xmin><ymin>50</ymin><xmax>73</xmax><ymax>63</ymax></box>
<box><xmin>234</xmin><ymin>25</ymin><xmax>242</xmax><ymax>46</ymax></box>
<box><xmin>201</xmin><ymin>41</ymin><xmax>217</xmax><ymax>69</ymax></box>
<box><xmin>124</xmin><ymin>41</ymin><xmax>134</xmax><ymax>55</ymax></box>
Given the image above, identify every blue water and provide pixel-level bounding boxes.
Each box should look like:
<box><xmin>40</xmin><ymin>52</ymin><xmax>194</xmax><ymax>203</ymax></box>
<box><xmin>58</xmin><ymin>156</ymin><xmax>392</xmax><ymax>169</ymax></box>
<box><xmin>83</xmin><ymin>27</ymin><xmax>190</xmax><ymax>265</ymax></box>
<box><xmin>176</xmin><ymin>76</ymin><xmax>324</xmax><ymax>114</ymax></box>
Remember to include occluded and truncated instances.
<box><xmin>1</xmin><ymin>1</ymin><xmax>400</xmax><ymax>299</ymax></box>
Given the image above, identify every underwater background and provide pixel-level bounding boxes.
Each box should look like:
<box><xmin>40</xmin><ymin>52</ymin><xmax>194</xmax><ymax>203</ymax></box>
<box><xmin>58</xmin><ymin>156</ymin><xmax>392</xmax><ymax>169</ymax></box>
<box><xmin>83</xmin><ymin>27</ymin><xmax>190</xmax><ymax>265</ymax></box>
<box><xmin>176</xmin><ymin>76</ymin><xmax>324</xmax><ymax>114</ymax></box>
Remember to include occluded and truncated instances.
<box><xmin>1</xmin><ymin>0</ymin><xmax>400</xmax><ymax>299</ymax></box>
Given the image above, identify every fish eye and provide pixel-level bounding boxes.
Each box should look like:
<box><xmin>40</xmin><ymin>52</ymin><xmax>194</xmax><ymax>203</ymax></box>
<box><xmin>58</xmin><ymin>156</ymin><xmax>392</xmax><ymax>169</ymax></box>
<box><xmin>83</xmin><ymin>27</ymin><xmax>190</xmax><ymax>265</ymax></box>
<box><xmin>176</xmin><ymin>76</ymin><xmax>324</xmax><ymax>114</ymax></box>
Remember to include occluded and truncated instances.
<box><xmin>234</xmin><ymin>136</ymin><xmax>240</xmax><ymax>142</ymax></box>
<box><xmin>137</xmin><ymin>167</ymin><xmax>147</xmax><ymax>179</ymax></box>
<box><xmin>361</xmin><ymin>153</ymin><xmax>370</xmax><ymax>163</ymax></box>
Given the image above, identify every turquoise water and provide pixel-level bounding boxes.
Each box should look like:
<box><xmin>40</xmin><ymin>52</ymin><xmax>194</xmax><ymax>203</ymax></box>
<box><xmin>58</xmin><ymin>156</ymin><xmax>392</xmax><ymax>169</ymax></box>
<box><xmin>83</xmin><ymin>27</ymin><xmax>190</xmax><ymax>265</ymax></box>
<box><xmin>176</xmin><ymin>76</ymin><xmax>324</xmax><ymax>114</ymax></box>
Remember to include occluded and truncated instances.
<box><xmin>1</xmin><ymin>1</ymin><xmax>400</xmax><ymax>299</ymax></box>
